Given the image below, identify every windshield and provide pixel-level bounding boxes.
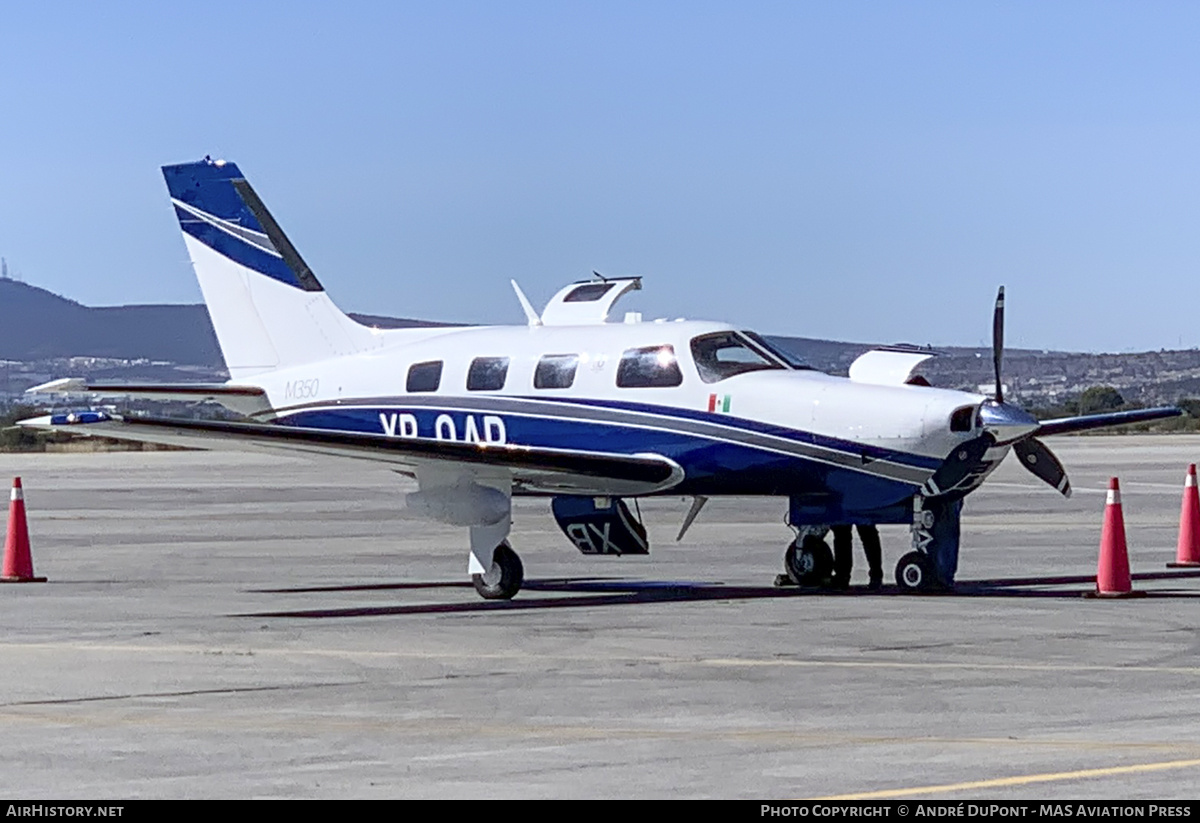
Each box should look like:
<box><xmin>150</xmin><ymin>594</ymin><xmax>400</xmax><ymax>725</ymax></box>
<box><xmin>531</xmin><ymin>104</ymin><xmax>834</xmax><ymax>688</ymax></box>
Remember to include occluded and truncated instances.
<box><xmin>741</xmin><ymin>331</ymin><xmax>813</xmax><ymax>370</ymax></box>
<box><xmin>690</xmin><ymin>332</ymin><xmax>787</xmax><ymax>383</ymax></box>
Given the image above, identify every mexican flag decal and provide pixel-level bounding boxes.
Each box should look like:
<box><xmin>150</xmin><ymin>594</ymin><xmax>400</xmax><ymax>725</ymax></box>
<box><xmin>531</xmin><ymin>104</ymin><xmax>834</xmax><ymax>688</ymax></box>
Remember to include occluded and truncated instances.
<box><xmin>707</xmin><ymin>393</ymin><xmax>732</xmax><ymax>413</ymax></box>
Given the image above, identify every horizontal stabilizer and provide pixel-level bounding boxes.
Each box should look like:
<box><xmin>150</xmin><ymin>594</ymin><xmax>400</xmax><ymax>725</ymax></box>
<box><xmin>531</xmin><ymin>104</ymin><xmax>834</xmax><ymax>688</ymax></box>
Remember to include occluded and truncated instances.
<box><xmin>26</xmin><ymin>379</ymin><xmax>271</xmax><ymax>417</ymax></box>
<box><xmin>20</xmin><ymin>414</ymin><xmax>684</xmax><ymax>497</ymax></box>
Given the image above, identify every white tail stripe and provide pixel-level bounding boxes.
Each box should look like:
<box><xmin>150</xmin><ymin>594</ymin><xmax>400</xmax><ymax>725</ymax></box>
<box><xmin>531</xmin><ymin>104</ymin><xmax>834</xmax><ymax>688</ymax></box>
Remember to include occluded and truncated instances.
<box><xmin>172</xmin><ymin>198</ymin><xmax>280</xmax><ymax>257</ymax></box>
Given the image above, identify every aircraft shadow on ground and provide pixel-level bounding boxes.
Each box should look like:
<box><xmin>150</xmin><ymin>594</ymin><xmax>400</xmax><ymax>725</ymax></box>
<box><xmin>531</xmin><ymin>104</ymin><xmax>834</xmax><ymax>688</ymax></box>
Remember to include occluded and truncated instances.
<box><xmin>238</xmin><ymin>569</ymin><xmax>1200</xmax><ymax>618</ymax></box>
<box><xmin>241</xmin><ymin>578</ymin><xmax>807</xmax><ymax>618</ymax></box>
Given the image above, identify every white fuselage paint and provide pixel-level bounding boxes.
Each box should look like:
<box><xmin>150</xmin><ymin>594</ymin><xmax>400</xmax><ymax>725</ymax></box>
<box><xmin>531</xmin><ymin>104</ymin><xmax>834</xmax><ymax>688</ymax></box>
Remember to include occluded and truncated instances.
<box><xmin>237</xmin><ymin>319</ymin><xmax>992</xmax><ymax>485</ymax></box>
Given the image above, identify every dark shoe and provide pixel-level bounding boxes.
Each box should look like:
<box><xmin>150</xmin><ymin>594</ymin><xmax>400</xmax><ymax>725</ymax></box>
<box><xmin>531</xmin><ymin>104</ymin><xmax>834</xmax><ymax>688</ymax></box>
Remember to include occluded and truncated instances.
<box><xmin>867</xmin><ymin>575</ymin><xmax>883</xmax><ymax>592</ymax></box>
<box><xmin>827</xmin><ymin>576</ymin><xmax>850</xmax><ymax>591</ymax></box>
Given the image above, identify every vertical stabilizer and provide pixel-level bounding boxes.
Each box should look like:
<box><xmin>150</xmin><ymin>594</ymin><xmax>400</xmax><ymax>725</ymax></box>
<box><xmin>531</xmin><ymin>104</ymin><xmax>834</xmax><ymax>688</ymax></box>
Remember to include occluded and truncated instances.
<box><xmin>163</xmin><ymin>158</ymin><xmax>377</xmax><ymax>379</ymax></box>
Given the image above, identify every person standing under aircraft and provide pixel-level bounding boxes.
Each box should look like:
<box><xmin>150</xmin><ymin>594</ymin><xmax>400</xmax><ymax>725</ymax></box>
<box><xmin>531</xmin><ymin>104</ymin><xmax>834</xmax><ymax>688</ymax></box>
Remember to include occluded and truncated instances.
<box><xmin>830</xmin><ymin>524</ymin><xmax>884</xmax><ymax>591</ymax></box>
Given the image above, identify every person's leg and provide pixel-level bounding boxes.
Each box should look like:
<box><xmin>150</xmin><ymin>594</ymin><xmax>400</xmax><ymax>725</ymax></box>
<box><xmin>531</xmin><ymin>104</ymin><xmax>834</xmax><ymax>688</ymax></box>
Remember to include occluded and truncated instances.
<box><xmin>857</xmin><ymin>524</ymin><xmax>883</xmax><ymax>589</ymax></box>
<box><xmin>831</xmin><ymin>524</ymin><xmax>852</xmax><ymax>587</ymax></box>
<box><xmin>928</xmin><ymin>500</ymin><xmax>962</xmax><ymax>589</ymax></box>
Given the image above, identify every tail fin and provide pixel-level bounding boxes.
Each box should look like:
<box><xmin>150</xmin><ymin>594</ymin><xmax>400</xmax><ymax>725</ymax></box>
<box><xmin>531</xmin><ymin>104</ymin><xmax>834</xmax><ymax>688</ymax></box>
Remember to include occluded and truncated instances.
<box><xmin>163</xmin><ymin>158</ymin><xmax>378</xmax><ymax>379</ymax></box>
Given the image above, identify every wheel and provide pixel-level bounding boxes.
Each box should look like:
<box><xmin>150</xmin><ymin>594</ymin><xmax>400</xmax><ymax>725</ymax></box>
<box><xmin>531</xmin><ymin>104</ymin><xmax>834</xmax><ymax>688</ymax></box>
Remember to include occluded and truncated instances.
<box><xmin>472</xmin><ymin>542</ymin><xmax>524</xmax><ymax>600</ymax></box>
<box><xmin>784</xmin><ymin>535</ymin><xmax>834</xmax><ymax>586</ymax></box>
<box><xmin>895</xmin><ymin>551</ymin><xmax>932</xmax><ymax>592</ymax></box>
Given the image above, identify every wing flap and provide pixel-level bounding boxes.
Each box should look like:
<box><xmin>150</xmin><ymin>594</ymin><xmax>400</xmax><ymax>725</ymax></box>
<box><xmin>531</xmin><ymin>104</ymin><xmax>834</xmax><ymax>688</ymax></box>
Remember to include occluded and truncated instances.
<box><xmin>20</xmin><ymin>414</ymin><xmax>683</xmax><ymax>496</ymax></box>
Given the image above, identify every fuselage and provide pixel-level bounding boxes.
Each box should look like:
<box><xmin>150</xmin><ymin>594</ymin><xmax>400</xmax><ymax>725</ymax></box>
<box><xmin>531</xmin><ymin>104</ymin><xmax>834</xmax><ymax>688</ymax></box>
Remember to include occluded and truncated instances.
<box><xmin>241</xmin><ymin>319</ymin><xmax>1000</xmax><ymax>517</ymax></box>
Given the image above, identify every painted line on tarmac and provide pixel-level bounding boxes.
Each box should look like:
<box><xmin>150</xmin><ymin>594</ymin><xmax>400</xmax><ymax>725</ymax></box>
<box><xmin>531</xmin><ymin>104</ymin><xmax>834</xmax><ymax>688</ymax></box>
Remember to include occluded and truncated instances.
<box><xmin>5</xmin><ymin>641</ymin><xmax>1200</xmax><ymax>677</ymax></box>
<box><xmin>985</xmin><ymin>481</ymin><xmax>1186</xmax><ymax>494</ymax></box>
<box><xmin>816</xmin><ymin>756</ymin><xmax>1200</xmax><ymax>799</ymax></box>
<box><xmin>696</xmin><ymin>656</ymin><xmax>1200</xmax><ymax>676</ymax></box>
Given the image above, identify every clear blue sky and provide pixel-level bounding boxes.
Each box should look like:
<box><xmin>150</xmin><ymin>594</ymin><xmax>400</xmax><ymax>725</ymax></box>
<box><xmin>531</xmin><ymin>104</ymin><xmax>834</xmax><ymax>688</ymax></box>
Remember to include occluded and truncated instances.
<box><xmin>2</xmin><ymin>2</ymin><xmax>1199</xmax><ymax>352</ymax></box>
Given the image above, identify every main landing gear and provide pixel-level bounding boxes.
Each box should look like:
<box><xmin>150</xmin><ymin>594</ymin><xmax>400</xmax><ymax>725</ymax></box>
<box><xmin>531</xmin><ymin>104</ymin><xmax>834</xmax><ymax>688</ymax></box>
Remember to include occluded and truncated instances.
<box><xmin>471</xmin><ymin>541</ymin><xmax>524</xmax><ymax>600</ymax></box>
<box><xmin>782</xmin><ymin>530</ymin><xmax>834</xmax><ymax>587</ymax></box>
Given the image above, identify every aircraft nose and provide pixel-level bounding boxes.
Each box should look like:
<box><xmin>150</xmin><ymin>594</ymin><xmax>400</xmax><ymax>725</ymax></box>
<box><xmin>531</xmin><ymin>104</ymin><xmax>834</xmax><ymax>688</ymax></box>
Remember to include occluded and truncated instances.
<box><xmin>979</xmin><ymin>401</ymin><xmax>1040</xmax><ymax>445</ymax></box>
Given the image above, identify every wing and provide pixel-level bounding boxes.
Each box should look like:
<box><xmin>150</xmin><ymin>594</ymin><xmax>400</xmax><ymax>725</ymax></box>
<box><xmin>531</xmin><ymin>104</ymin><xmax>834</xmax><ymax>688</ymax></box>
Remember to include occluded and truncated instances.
<box><xmin>20</xmin><ymin>413</ymin><xmax>683</xmax><ymax>496</ymax></box>
<box><xmin>27</xmin><ymin>378</ymin><xmax>272</xmax><ymax>417</ymax></box>
<box><xmin>1036</xmin><ymin>406</ymin><xmax>1182</xmax><ymax>437</ymax></box>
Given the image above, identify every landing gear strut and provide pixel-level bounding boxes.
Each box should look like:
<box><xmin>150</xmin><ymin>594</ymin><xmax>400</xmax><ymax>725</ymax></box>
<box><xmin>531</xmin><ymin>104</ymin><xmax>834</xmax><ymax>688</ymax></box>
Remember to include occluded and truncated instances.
<box><xmin>472</xmin><ymin>542</ymin><xmax>524</xmax><ymax>600</ymax></box>
<box><xmin>895</xmin><ymin>494</ymin><xmax>962</xmax><ymax>592</ymax></box>
<box><xmin>895</xmin><ymin>494</ymin><xmax>936</xmax><ymax>592</ymax></box>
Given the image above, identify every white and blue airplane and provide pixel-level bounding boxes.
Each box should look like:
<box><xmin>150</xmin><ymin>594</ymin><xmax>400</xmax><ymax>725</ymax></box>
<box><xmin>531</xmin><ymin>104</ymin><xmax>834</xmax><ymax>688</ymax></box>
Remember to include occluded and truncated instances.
<box><xmin>26</xmin><ymin>158</ymin><xmax>1181</xmax><ymax>599</ymax></box>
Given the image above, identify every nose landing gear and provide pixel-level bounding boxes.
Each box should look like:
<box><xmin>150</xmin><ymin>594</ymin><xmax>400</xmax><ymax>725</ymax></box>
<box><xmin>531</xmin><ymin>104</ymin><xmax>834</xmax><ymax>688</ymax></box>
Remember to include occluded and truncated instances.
<box><xmin>894</xmin><ymin>550</ymin><xmax>932</xmax><ymax>591</ymax></box>
<box><xmin>894</xmin><ymin>494</ymin><xmax>961</xmax><ymax>592</ymax></box>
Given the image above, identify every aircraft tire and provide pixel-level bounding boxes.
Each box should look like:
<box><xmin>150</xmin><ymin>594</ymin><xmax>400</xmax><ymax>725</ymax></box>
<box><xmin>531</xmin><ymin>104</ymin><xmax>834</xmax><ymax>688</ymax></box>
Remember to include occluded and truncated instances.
<box><xmin>472</xmin><ymin>542</ymin><xmax>524</xmax><ymax>600</ymax></box>
<box><xmin>784</xmin><ymin>535</ymin><xmax>833</xmax><ymax>586</ymax></box>
<box><xmin>894</xmin><ymin>551</ymin><xmax>932</xmax><ymax>592</ymax></box>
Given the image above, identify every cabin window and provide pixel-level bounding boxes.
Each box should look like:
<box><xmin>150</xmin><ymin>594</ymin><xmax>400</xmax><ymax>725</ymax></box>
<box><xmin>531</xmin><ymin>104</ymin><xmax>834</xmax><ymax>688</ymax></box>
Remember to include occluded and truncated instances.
<box><xmin>563</xmin><ymin>283</ymin><xmax>614</xmax><ymax>302</ymax></box>
<box><xmin>534</xmin><ymin>354</ymin><xmax>579</xmax><ymax>389</ymax></box>
<box><xmin>617</xmin><ymin>345</ymin><xmax>683</xmax><ymax>388</ymax></box>
<box><xmin>690</xmin><ymin>332</ymin><xmax>785</xmax><ymax>384</ymax></box>
<box><xmin>406</xmin><ymin>360</ymin><xmax>443</xmax><ymax>393</ymax></box>
<box><xmin>467</xmin><ymin>357</ymin><xmax>509</xmax><ymax>391</ymax></box>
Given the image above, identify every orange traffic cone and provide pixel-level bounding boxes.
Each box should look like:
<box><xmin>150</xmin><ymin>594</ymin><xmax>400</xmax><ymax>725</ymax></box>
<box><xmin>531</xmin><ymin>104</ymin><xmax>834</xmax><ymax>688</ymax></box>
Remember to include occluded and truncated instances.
<box><xmin>1089</xmin><ymin>478</ymin><xmax>1141</xmax><ymax>598</ymax></box>
<box><xmin>2</xmin><ymin>478</ymin><xmax>46</xmax><ymax>583</ymax></box>
<box><xmin>1169</xmin><ymin>464</ymin><xmax>1200</xmax><ymax>568</ymax></box>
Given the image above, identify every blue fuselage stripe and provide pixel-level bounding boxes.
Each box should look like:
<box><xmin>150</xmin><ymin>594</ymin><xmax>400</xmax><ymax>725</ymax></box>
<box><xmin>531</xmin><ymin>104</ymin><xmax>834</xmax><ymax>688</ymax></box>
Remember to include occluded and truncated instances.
<box><xmin>510</xmin><ymin>395</ymin><xmax>940</xmax><ymax>469</ymax></box>
<box><xmin>275</xmin><ymin>397</ymin><xmax>936</xmax><ymax>510</ymax></box>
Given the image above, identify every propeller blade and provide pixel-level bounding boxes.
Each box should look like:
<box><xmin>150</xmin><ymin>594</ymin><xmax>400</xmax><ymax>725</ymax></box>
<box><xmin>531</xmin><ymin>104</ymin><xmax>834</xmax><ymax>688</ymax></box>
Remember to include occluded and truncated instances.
<box><xmin>920</xmin><ymin>434</ymin><xmax>994</xmax><ymax>498</ymax></box>
<box><xmin>992</xmin><ymin>285</ymin><xmax>1005</xmax><ymax>404</ymax></box>
<box><xmin>1013</xmin><ymin>437</ymin><xmax>1071</xmax><ymax>497</ymax></box>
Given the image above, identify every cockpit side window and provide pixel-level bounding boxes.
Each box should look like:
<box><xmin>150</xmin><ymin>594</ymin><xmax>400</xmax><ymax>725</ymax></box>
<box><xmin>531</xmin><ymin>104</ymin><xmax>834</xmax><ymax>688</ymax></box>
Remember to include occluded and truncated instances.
<box><xmin>690</xmin><ymin>332</ymin><xmax>786</xmax><ymax>384</ymax></box>
<box><xmin>616</xmin><ymin>345</ymin><xmax>683</xmax><ymax>388</ymax></box>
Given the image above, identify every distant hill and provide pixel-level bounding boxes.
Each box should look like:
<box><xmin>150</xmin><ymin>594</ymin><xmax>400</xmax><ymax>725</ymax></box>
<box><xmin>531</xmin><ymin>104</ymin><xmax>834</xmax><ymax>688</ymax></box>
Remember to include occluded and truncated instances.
<box><xmin>0</xmin><ymin>280</ymin><xmax>446</xmax><ymax>365</ymax></box>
